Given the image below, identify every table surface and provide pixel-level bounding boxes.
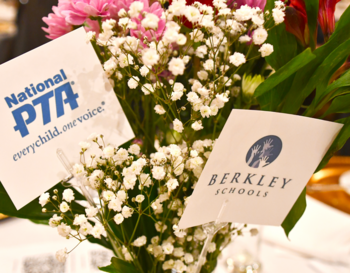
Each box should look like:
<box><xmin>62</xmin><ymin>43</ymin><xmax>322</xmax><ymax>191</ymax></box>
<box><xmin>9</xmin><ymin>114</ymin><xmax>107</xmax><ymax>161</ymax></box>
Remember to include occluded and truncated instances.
<box><xmin>1</xmin><ymin>216</ymin><xmax>349</xmax><ymax>273</ymax></box>
<box><xmin>0</xmin><ymin>217</ymin><xmax>114</xmax><ymax>273</ymax></box>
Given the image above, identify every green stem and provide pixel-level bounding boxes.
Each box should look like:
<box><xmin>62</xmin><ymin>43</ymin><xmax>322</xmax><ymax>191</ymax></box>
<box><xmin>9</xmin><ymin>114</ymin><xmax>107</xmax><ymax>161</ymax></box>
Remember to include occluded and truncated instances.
<box><xmin>129</xmin><ymin>213</ymin><xmax>142</xmax><ymax>243</ymax></box>
<box><xmin>123</xmin><ymin>100</ymin><xmax>154</xmax><ymax>148</ymax></box>
<box><xmin>105</xmin><ymin>222</ymin><xmax>124</xmax><ymax>259</ymax></box>
<box><xmin>212</xmin><ymin>110</ymin><xmax>222</xmax><ymax>139</ymax></box>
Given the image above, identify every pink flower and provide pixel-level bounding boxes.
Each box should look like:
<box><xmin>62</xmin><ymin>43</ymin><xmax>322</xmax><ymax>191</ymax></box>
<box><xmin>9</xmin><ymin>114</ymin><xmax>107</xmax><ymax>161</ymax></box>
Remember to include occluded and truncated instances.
<box><xmin>109</xmin><ymin>0</ymin><xmax>135</xmax><ymax>18</ymax></box>
<box><xmin>42</xmin><ymin>6</ymin><xmax>73</xmax><ymax>39</ymax></box>
<box><xmin>61</xmin><ymin>0</ymin><xmax>113</xmax><ymax>25</ymax></box>
<box><xmin>43</xmin><ymin>0</ymin><xmax>117</xmax><ymax>39</ymax></box>
<box><xmin>130</xmin><ymin>0</ymin><xmax>166</xmax><ymax>47</ymax></box>
<box><xmin>228</xmin><ymin>0</ymin><xmax>266</xmax><ymax>9</ymax></box>
<box><xmin>85</xmin><ymin>18</ymin><xmax>101</xmax><ymax>35</ymax></box>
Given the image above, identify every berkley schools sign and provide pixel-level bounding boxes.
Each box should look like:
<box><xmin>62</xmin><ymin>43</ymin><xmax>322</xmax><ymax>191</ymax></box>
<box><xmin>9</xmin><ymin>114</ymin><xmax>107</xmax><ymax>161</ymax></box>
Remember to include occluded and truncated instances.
<box><xmin>179</xmin><ymin>110</ymin><xmax>342</xmax><ymax>229</ymax></box>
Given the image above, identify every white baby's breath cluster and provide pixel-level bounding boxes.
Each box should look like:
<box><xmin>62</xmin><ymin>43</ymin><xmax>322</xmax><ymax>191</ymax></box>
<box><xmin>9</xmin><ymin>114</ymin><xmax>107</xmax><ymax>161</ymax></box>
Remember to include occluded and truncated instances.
<box><xmin>87</xmin><ymin>0</ymin><xmax>285</xmax><ymax>134</ymax></box>
<box><xmin>40</xmin><ymin>134</ymin><xmax>248</xmax><ymax>271</ymax></box>
<box><xmin>40</xmin><ymin>0</ymin><xmax>284</xmax><ymax>270</ymax></box>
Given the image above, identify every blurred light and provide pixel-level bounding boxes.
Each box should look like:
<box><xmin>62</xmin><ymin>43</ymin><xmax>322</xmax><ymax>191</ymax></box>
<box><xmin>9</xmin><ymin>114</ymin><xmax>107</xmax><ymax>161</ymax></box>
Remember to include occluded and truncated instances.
<box><xmin>227</xmin><ymin>258</ymin><xmax>234</xmax><ymax>266</ymax></box>
<box><xmin>20</xmin><ymin>0</ymin><xmax>29</xmax><ymax>4</ymax></box>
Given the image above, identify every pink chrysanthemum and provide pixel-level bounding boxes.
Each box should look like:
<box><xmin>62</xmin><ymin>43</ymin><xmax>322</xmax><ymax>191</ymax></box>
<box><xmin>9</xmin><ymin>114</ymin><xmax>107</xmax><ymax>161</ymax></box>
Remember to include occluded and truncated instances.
<box><xmin>42</xmin><ymin>6</ymin><xmax>73</xmax><ymax>39</ymax></box>
<box><xmin>228</xmin><ymin>0</ymin><xmax>266</xmax><ymax>9</ymax></box>
<box><xmin>61</xmin><ymin>0</ymin><xmax>113</xmax><ymax>25</ymax></box>
<box><xmin>109</xmin><ymin>0</ymin><xmax>135</xmax><ymax>18</ymax></box>
<box><xmin>85</xmin><ymin>18</ymin><xmax>101</xmax><ymax>34</ymax></box>
<box><xmin>130</xmin><ymin>0</ymin><xmax>166</xmax><ymax>47</ymax></box>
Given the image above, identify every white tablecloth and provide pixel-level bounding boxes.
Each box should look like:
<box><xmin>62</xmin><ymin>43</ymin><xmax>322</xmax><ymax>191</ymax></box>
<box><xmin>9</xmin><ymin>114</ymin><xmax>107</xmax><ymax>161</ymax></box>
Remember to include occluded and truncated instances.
<box><xmin>0</xmin><ymin>218</ymin><xmax>113</xmax><ymax>273</ymax></box>
<box><xmin>1</xmin><ymin>196</ymin><xmax>350</xmax><ymax>272</ymax></box>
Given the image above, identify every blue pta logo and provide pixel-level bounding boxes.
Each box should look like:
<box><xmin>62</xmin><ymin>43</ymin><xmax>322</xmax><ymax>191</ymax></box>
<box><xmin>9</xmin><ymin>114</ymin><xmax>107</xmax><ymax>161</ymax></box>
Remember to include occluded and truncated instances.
<box><xmin>246</xmin><ymin>135</ymin><xmax>282</xmax><ymax>168</ymax></box>
<box><xmin>4</xmin><ymin>69</ymin><xmax>79</xmax><ymax>138</ymax></box>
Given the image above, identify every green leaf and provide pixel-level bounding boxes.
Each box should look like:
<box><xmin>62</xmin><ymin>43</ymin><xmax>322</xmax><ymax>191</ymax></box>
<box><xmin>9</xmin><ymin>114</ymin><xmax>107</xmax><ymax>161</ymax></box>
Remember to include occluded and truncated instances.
<box><xmin>86</xmin><ymin>234</ymin><xmax>113</xmax><ymax>251</ymax></box>
<box><xmin>281</xmin><ymin>187</ymin><xmax>307</xmax><ymax>237</ymax></box>
<box><xmin>282</xmin><ymin>117</ymin><xmax>349</xmax><ymax>236</ymax></box>
<box><xmin>329</xmin><ymin>86</ymin><xmax>350</xmax><ymax>101</ymax></box>
<box><xmin>265</xmin><ymin>24</ymin><xmax>299</xmax><ymax>70</ymax></box>
<box><xmin>0</xmin><ymin>180</ymin><xmax>116</xmax><ymax>251</ymax></box>
<box><xmin>257</xmin><ymin>74</ymin><xmax>295</xmax><ymax>111</ymax></box>
<box><xmin>99</xmin><ymin>264</ymin><xmax>117</xmax><ymax>273</ymax></box>
<box><xmin>305</xmin><ymin>39</ymin><xmax>350</xmax><ymax>114</ymax></box>
<box><xmin>333</xmin><ymin>5</ymin><xmax>350</xmax><ymax>35</ymax></box>
<box><xmin>0</xmin><ymin>181</ymin><xmax>83</xmax><ymax>220</ymax></box>
<box><xmin>315</xmin><ymin>117</ymin><xmax>350</xmax><ymax>173</ymax></box>
<box><xmin>255</xmin><ymin>48</ymin><xmax>315</xmax><ymax>98</ymax></box>
<box><xmin>316</xmin><ymin>69</ymin><xmax>350</xmax><ymax>107</ymax></box>
<box><xmin>29</xmin><ymin>219</ymin><xmax>51</xmax><ymax>225</ymax></box>
<box><xmin>327</xmin><ymin>69</ymin><xmax>350</xmax><ymax>92</ymax></box>
<box><xmin>282</xmin><ymin>5</ymin><xmax>350</xmax><ymax>114</ymax></box>
<box><xmin>322</xmin><ymin>93</ymin><xmax>350</xmax><ymax>116</ymax></box>
<box><xmin>304</xmin><ymin>0</ymin><xmax>319</xmax><ymax>50</ymax></box>
<box><xmin>273</xmin><ymin>113</ymin><xmax>347</xmax><ymax>237</ymax></box>
<box><xmin>99</xmin><ymin>257</ymin><xmax>138</xmax><ymax>273</ymax></box>
<box><xmin>264</xmin><ymin>0</ymin><xmax>275</xmax><ymax>12</ymax></box>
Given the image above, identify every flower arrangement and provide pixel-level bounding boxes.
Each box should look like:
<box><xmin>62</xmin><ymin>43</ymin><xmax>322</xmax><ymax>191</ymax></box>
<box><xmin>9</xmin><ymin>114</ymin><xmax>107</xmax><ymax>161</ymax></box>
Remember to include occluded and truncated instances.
<box><xmin>2</xmin><ymin>0</ymin><xmax>350</xmax><ymax>272</ymax></box>
<box><xmin>41</xmin><ymin>135</ymin><xmax>252</xmax><ymax>272</ymax></box>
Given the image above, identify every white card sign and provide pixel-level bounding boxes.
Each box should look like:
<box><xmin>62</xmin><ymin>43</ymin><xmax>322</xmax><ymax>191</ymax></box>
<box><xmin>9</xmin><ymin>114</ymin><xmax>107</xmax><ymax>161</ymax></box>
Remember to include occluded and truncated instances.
<box><xmin>179</xmin><ymin>109</ymin><xmax>342</xmax><ymax>229</ymax></box>
<box><xmin>0</xmin><ymin>28</ymin><xmax>134</xmax><ymax>209</ymax></box>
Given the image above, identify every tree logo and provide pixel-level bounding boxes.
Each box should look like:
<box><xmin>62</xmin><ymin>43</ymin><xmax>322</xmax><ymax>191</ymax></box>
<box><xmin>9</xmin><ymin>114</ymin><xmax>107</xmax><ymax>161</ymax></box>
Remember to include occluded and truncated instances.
<box><xmin>246</xmin><ymin>135</ymin><xmax>282</xmax><ymax>168</ymax></box>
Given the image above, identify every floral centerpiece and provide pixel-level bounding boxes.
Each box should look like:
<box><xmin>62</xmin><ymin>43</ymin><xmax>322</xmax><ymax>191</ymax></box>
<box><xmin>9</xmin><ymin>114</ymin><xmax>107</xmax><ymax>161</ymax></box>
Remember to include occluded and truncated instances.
<box><xmin>2</xmin><ymin>0</ymin><xmax>350</xmax><ymax>272</ymax></box>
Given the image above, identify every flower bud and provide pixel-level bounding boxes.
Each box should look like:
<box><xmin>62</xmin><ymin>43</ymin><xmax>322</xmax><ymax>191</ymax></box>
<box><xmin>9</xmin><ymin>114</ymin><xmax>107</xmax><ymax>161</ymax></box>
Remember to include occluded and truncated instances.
<box><xmin>241</xmin><ymin>74</ymin><xmax>264</xmax><ymax>105</ymax></box>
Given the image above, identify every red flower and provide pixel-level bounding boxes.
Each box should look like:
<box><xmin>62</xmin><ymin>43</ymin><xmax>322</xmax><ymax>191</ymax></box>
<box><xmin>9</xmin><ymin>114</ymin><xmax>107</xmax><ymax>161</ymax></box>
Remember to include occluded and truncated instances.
<box><xmin>168</xmin><ymin>0</ymin><xmax>213</xmax><ymax>28</ymax></box>
<box><xmin>181</xmin><ymin>0</ymin><xmax>213</xmax><ymax>6</ymax></box>
<box><xmin>318</xmin><ymin>0</ymin><xmax>341</xmax><ymax>41</ymax></box>
<box><xmin>284</xmin><ymin>0</ymin><xmax>308</xmax><ymax>46</ymax></box>
<box><xmin>285</xmin><ymin>0</ymin><xmax>341</xmax><ymax>45</ymax></box>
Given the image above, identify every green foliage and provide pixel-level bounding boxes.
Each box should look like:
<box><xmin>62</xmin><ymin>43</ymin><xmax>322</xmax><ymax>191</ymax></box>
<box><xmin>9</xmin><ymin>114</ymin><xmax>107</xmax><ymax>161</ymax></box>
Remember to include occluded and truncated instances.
<box><xmin>281</xmin><ymin>188</ymin><xmax>307</xmax><ymax>237</ymax></box>
<box><xmin>304</xmin><ymin>0</ymin><xmax>319</xmax><ymax>50</ymax></box>
<box><xmin>253</xmin><ymin>4</ymin><xmax>350</xmax><ymax>237</ymax></box>
<box><xmin>257</xmin><ymin>75</ymin><xmax>295</xmax><ymax>111</ymax></box>
<box><xmin>264</xmin><ymin>0</ymin><xmax>275</xmax><ymax>12</ymax></box>
<box><xmin>304</xmin><ymin>39</ymin><xmax>350</xmax><ymax>116</ymax></box>
<box><xmin>315</xmin><ymin>117</ymin><xmax>350</xmax><ymax>173</ymax></box>
<box><xmin>99</xmin><ymin>257</ymin><xmax>138</xmax><ymax>273</ymax></box>
<box><xmin>282</xmin><ymin>5</ymin><xmax>350</xmax><ymax>114</ymax></box>
<box><xmin>255</xmin><ymin>48</ymin><xmax>315</xmax><ymax>111</ymax></box>
<box><xmin>4</xmin><ymin>1</ymin><xmax>350</xmax><ymax>265</ymax></box>
<box><xmin>99</xmin><ymin>264</ymin><xmax>118</xmax><ymax>273</ymax></box>
<box><xmin>255</xmin><ymin>48</ymin><xmax>316</xmax><ymax>98</ymax></box>
<box><xmin>264</xmin><ymin>0</ymin><xmax>301</xmax><ymax>71</ymax></box>
<box><xmin>265</xmin><ymin>24</ymin><xmax>299</xmax><ymax>70</ymax></box>
<box><xmin>87</xmin><ymin>235</ymin><xmax>114</xmax><ymax>251</ymax></box>
<box><xmin>322</xmin><ymin>93</ymin><xmax>350</xmax><ymax>117</ymax></box>
<box><xmin>0</xmin><ymin>180</ymin><xmax>113</xmax><ymax>251</ymax></box>
<box><xmin>314</xmin><ymin>69</ymin><xmax>350</xmax><ymax>113</ymax></box>
<box><xmin>0</xmin><ymin>181</ymin><xmax>83</xmax><ymax>220</ymax></box>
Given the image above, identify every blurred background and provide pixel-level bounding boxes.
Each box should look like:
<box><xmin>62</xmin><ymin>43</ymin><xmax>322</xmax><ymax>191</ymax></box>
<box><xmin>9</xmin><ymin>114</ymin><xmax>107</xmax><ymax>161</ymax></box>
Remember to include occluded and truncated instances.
<box><xmin>1</xmin><ymin>1</ymin><xmax>350</xmax><ymax>272</ymax></box>
<box><xmin>0</xmin><ymin>0</ymin><xmax>57</xmax><ymax>63</ymax></box>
